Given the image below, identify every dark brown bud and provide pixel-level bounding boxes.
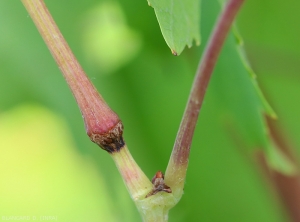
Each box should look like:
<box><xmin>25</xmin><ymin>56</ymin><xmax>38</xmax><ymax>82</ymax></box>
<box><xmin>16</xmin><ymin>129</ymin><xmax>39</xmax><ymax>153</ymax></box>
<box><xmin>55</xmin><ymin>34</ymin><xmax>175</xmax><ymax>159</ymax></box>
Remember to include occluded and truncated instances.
<box><xmin>89</xmin><ymin>121</ymin><xmax>125</xmax><ymax>153</ymax></box>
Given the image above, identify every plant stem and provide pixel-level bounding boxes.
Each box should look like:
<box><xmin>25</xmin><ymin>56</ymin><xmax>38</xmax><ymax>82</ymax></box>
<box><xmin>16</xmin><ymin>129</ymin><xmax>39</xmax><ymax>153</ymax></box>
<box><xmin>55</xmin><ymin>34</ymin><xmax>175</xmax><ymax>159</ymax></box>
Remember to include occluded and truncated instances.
<box><xmin>165</xmin><ymin>0</ymin><xmax>245</xmax><ymax>200</ymax></box>
<box><xmin>22</xmin><ymin>0</ymin><xmax>245</xmax><ymax>220</ymax></box>
<box><xmin>111</xmin><ymin>145</ymin><xmax>153</xmax><ymax>201</ymax></box>
<box><xmin>21</xmin><ymin>0</ymin><xmax>123</xmax><ymax>152</ymax></box>
<box><xmin>21</xmin><ymin>1</ymin><xmax>166</xmax><ymax>221</ymax></box>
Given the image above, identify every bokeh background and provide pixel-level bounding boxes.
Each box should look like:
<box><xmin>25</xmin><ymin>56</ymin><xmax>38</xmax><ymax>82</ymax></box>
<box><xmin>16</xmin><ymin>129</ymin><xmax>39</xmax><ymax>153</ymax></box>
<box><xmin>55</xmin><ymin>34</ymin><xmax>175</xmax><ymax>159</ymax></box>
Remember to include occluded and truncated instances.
<box><xmin>0</xmin><ymin>0</ymin><xmax>299</xmax><ymax>221</ymax></box>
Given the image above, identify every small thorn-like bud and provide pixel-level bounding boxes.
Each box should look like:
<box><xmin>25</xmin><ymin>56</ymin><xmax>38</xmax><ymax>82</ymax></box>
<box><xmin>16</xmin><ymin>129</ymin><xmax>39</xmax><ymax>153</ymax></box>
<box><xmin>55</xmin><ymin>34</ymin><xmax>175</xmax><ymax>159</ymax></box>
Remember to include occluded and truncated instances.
<box><xmin>151</xmin><ymin>171</ymin><xmax>164</xmax><ymax>183</ymax></box>
<box><xmin>146</xmin><ymin>171</ymin><xmax>172</xmax><ymax>198</ymax></box>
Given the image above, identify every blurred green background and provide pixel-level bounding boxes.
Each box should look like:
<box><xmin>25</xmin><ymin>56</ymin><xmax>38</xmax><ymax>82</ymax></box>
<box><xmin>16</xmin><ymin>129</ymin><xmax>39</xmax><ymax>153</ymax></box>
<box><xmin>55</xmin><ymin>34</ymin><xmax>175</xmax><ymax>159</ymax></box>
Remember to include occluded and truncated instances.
<box><xmin>0</xmin><ymin>0</ymin><xmax>299</xmax><ymax>221</ymax></box>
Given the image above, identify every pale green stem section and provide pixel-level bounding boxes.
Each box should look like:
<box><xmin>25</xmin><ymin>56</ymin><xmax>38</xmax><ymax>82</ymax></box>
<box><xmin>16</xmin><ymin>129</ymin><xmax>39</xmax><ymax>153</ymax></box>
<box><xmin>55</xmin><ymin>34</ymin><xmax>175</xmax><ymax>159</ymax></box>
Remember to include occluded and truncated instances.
<box><xmin>164</xmin><ymin>160</ymin><xmax>187</xmax><ymax>203</ymax></box>
<box><xmin>135</xmin><ymin>192</ymin><xmax>176</xmax><ymax>222</ymax></box>
<box><xmin>111</xmin><ymin>146</ymin><xmax>177</xmax><ymax>222</ymax></box>
<box><xmin>111</xmin><ymin>145</ymin><xmax>153</xmax><ymax>201</ymax></box>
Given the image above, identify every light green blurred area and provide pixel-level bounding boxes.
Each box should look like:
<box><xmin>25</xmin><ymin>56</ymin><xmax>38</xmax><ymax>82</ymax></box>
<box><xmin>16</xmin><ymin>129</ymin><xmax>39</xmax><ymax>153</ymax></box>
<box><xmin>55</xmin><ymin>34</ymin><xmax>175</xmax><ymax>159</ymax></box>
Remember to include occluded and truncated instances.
<box><xmin>81</xmin><ymin>1</ymin><xmax>142</xmax><ymax>75</ymax></box>
<box><xmin>0</xmin><ymin>0</ymin><xmax>299</xmax><ymax>221</ymax></box>
<box><xmin>0</xmin><ymin>105</ymin><xmax>117</xmax><ymax>221</ymax></box>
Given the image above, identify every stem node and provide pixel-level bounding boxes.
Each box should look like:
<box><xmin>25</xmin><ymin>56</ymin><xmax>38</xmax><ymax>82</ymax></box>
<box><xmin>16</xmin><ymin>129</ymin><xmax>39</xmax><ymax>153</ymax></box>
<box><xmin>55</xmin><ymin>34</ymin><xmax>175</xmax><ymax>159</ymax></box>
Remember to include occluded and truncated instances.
<box><xmin>89</xmin><ymin>121</ymin><xmax>125</xmax><ymax>153</ymax></box>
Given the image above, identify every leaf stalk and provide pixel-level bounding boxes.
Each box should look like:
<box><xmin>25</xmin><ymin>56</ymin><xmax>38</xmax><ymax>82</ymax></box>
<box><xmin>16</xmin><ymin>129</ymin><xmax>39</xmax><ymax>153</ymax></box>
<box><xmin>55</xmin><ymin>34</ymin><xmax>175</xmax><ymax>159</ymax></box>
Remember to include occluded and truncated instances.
<box><xmin>165</xmin><ymin>0</ymin><xmax>245</xmax><ymax>201</ymax></box>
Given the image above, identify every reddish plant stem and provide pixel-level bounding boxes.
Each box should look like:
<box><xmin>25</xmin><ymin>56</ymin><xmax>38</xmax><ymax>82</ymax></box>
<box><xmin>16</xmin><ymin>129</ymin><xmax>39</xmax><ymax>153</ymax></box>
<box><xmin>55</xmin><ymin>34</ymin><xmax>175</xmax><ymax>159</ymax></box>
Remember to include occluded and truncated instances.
<box><xmin>173</xmin><ymin>0</ymin><xmax>245</xmax><ymax>166</ymax></box>
<box><xmin>22</xmin><ymin>0</ymin><xmax>123</xmax><ymax>152</ymax></box>
<box><xmin>22</xmin><ymin>2</ymin><xmax>154</xmax><ymax>215</ymax></box>
<box><xmin>165</xmin><ymin>0</ymin><xmax>245</xmax><ymax>191</ymax></box>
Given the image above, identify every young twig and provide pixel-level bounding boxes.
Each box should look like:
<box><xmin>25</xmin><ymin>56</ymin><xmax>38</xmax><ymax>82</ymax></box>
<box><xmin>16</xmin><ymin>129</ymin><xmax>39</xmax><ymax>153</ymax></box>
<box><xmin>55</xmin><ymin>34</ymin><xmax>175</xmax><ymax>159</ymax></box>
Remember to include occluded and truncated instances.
<box><xmin>22</xmin><ymin>0</ymin><xmax>245</xmax><ymax>220</ymax></box>
<box><xmin>165</xmin><ymin>0</ymin><xmax>245</xmax><ymax>201</ymax></box>
<box><xmin>21</xmin><ymin>1</ymin><xmax>153</xmax><ymax>220</ymax></box>
<box><xmin>21</xmin><ymin>0</ymin><xmax>122</xmax><ymax>150</ymax></box>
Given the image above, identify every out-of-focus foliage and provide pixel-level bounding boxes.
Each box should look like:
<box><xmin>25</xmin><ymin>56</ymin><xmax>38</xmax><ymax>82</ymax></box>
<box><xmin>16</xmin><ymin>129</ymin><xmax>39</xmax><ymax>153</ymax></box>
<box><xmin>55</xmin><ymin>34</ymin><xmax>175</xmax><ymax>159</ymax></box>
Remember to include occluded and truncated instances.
<box><xmin>0</xmin><ymin>0</ymin><xmax>299</xmax><ymax>221</ymax></box>
<box><xmin>147</xmin><ymin>0</ymin><xmax>200</xmax><ymax>55</ymax></box>
<box><xmin>0</xmin><ymin>105</ymin><xmax>117</xmax><ymax>221</ymax></box>
<box><xmin>81</xmin><ymin>1</ymin><xmax>142</xmax><ymax>75</ymax></box>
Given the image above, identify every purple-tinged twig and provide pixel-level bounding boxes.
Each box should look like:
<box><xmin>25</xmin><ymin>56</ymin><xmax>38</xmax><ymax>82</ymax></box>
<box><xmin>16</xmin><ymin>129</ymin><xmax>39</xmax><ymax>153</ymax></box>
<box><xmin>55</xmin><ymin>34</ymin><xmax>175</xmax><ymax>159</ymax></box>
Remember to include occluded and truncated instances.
<box><xmin>21</xmin><ymin>0</ymin><xmax>122</xmax><ymax>151</ymax></box>
<box><xmin>21</xmin><ymin>0</ymin><xmax>153</xmax><ymax>214</ymax></box>
<box><xmin>165</xmin><ymin>0</ymin><xmax>245</xmax><ymax>200</ymax></box>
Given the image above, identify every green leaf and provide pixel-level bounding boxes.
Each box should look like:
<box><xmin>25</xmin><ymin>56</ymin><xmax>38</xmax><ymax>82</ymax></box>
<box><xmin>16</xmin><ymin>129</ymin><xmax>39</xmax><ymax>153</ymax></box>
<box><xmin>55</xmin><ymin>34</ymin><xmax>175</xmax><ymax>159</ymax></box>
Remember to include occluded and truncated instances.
<box><xmin>266</xmin><ymin>142</ymin><xmax>297</xmax><ymax>175</ymax></box>
<box><xmin>235</xmin><ymin>0</ymin><xmax>300</xmax><ymax>175</ymax></box>
<box><xmin>212</xmin><ymin>21</ymin><xmax>293</xmax><ymax>174</ymax></box>
<box><xmin>147</xmin><ymin>0</ymin><xmax>200</xmax><ymax>55</ymax></box>
<box><xmin>233</xmin><ymin>27</ymin><xmax>296</xmax><ymax>174</ymax></box>
<box><xmin>232</xmin><ymin>25</ymin><xmax>277</xmax><ymax>119</ymax></box>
